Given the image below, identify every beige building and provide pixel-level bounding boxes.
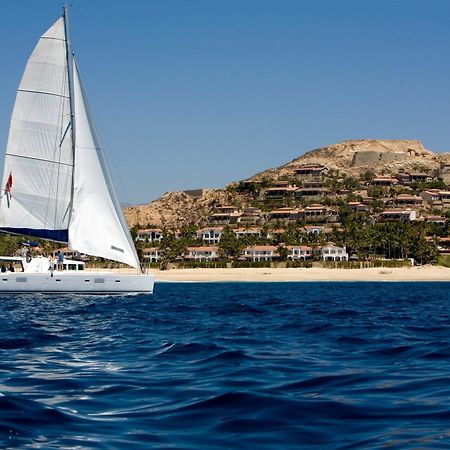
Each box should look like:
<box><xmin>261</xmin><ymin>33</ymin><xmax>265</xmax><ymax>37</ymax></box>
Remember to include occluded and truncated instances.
<box><xmin>243</xmin><ymin>245</ymin><xmax>278</xmax><ymax>261</ymax></box>
<box><xmin>184</xmin><ymin>246</ymin><xmax>219</xmax><ymax>261</ymax></box>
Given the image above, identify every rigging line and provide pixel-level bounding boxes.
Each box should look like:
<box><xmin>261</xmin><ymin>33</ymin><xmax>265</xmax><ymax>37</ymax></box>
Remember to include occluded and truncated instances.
<box><xmin>18</xmin><ymin>89</ymin><xmax>69</xmax><ymax>99</ymax></box>
<box><xmin>6</xmin><ymin>153</ymin><xmax>73</xmax><ymax>167</ymax></box>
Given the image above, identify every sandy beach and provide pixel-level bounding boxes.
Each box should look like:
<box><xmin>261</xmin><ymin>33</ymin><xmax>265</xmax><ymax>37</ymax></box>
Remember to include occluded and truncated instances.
<box><xmin>154</xmin><ymin>266</ymin><xmax>450</xmax><ymax>283</ymax></box>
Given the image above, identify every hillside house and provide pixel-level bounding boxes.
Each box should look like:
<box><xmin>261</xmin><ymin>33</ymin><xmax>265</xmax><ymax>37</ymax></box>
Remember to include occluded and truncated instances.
<box><xmin>435</xmin><ymin>237</ymin><xmax>450</xmax><ymax>254</ymax></box>
<box><xmin>299</xmin><ymin>205</ymin><xmax>338</xmax><ymax>223</ymax></box>
<box><xmin>439</xmin><ymin>163</ymin><xmax>450</xmax><ymax>183</ymax></box>
<box><xmin>394</xmin><ymin>194</ymin><xmax>423</xmax><ymax>207</ymax></box>
<box><xmin>209</xmin><ymin>206</ymin><xmax>242</xmax><ymax>224</ymax></box>
<box><xmin>268</xmin><ymin>207</ymin><xmax>299</xmax><ymax>222</ymax></box>
<box><xmin>439</xmin><ymin>191</ymin><xmax>450</xmax><ymax>210</ymax></box>
<box><xmin>294</xmin><ymin>165</ymin><xmax>328</xmax><ymax>178</ymax></box>
<box><xmin>295</xmin><ymin>187</ymin><xmax>329</xmax><ymax>200</ymax></box>
<box><xmin>209</xmin><ymin>212</ymin><xmax>242</xmax><ymax>225</ymax></box>
<box><xmin>234</xmin><ymin>228</ymin><xmax>261</xmax><ymax>238</ymax></box>
<box><xmin>301</xmin><ymin>225</ymin><xmax>327</xmax><ymax>234</ymax></box>
<box><xmin>347</xmin><ymin>202</ymin><xmax>369</xmax><ymax>212</ymax></box>
<box><xmin>242</xmin><ymin>245</ymin><xmax>278</xmax><ymax>261</ymax></box>
<box><xmin>378</xmin><ymin>209</ymin><xmax>417</xmax><ymax>222</ymax></box>
<box><xmin>410</xmin><ymin>173</ymin><xmax>433</xmax><ymax>182</ymax></box>
<box><xmin>271</xmin><ymin>180</ymin><xmax>291</xmax><ymax>187</ymax></box>
<box><xmin>371</xmin><ymin>177</ymin><xmax>399</xmax><ymax>186</ymax></box>
<box><xmin>420</xmin><ymin>190</ymin><xmax>450</xmax><ymax>210</ymax></box>
<box><xmin>184</xmin><ymin>246</ymin><xmax>219</xmax><ymax>261</ymax></box>
<box><xmin>265</xmin><ymin>186</ymin><xmax>297</xmax><ymax>199</ymax></box>
<box><xmin>422</xmin><ymin>215</ymin><xmax>446</xmax><ymax>224</ymax></box>
<box><xmin>439</xmin><ymin>191</ymin><xmax>450</xmax><ymax>200</ymax></box>
<box><xmin>396</xmin><ymin>173</ymin><xmax>412</xmax><ymax>184</ymax></box>
<box><xmin>420</xmin><ymin>189</ymin><xmax>440</xmax><ymax>204</ymax></box>
<box><xmin>197</xmin><ymin>227</ymin><xmax>223</xmax><ymax>244</ymax></box>
<box><xmin>321</xmin><ymin>244</ymin><xmax>348</xmax><ymax>261</ymax></box>
<box><xmin>136</xmin><ymin>228</ymin><xmax>163</xmax><ymax>243</ymax></box>
<box><xmin>240</xmin><ymin>180</ymin><xmax>262</xmax><ymax>189</ymax></box>
<box><xmin>216</xmin><ymin>206</ymin><xmax>240</xmax><ymax>214</ymax></box>
<box><xmin>240</xmin><ymin>207</ymin><xmax>263</xmax><ymax>225</ymax></box>
<box><xmin>302</xmin><ymin>180</ymin><xmax>326</xmax><ymax>189</ymax></box>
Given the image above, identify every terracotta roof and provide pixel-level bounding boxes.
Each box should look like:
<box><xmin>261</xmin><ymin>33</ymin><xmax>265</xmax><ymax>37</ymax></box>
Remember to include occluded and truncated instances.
<box><xmin>187</xmin><ymin>246</ymin><xmax>219</xmax><ymax>251</ymax></box>
<box><xmin>270</xmin><ymin>228</ymin><xmax>285</xmax><ymax>234</ymax></box>
<box><xmin>197</xmin><ymin>227</ymin><xmax>224</xmax><ymax>232</ymax></box>
<box><xmin>137</xmin><ymin>228</ymin><xmax>162</xmax><ymax>233</ymax></box>
<box><xmin>245</xmin><ymin>245</ymin><xmax>277</xmax><ymax>251</ymax></box>
<box><xmin>286</xmin><ymin>245</ymin><xmax>313</xmax><ymax>251</ymax></box>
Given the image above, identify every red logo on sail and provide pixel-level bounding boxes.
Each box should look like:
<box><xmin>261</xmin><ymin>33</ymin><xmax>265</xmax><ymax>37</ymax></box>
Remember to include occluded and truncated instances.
<box><xmin>5</xmin><ymin>173</ymin><xmax>12</xmax><ymax>207</ymax></box>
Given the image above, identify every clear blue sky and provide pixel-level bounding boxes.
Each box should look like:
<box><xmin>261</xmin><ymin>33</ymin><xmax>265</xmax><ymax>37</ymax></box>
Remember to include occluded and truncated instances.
<box><xmin>1</xmin><ymin>0</ymin><xmax>450</xmax><ymax>204</ymax></box>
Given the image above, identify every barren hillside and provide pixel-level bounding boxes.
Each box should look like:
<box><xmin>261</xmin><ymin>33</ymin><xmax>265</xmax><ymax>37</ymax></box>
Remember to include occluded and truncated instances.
<box><xmin>126</xmin><ymin>189</ymin><xmax>236</xmax><ymax>229</ymax></box>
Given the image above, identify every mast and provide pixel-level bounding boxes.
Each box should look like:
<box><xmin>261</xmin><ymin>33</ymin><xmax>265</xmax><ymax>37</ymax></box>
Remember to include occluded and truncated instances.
<box><xmin>62</xmin><ymin>5</ymin><xmax>76</xmax><ymax>224</ymax></box>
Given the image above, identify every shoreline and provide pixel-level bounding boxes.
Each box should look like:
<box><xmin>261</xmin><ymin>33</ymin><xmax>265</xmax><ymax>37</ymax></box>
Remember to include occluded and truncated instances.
<box><xmin>153</xmin><ymin>266</ymin><xmax>450</xmax><ymax>283</ymax></box>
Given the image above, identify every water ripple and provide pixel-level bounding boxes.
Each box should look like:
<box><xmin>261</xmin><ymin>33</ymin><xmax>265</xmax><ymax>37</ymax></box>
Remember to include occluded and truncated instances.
<box><xmin>0</xmin><ymin>282</ymin><xmax>449</xmax><ymax>449</ymax></box>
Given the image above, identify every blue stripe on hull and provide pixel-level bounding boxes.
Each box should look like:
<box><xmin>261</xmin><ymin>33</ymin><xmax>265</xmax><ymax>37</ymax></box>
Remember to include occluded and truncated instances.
<box><xmin>0</xmin><ymin>227</ymin><xmax>68</xmax><ymax>242</ymax></box>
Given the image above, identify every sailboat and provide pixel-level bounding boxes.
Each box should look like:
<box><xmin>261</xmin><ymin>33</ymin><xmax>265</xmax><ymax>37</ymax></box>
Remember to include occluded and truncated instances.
<box><xmin>0</xmin><ymin>8</ymin><xmax>155</xmax><ymax>294</ymax></box>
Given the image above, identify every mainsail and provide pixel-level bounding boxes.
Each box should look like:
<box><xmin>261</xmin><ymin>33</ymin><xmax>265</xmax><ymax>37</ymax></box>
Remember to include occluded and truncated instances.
<box><xmin>0</xmin><ymin>13</ymin><xmax>141</xmax><ymax>269</ymax></box>
<box><xmin>0</xmin><ymin>18</ymin><xmax>73</xmax><ymax>242</ymax></box>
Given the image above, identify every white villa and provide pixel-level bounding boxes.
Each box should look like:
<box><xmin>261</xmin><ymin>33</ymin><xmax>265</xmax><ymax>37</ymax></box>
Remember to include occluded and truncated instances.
<box><xmin>287</xmin><ymin>246</ymin><xmax>313</xmax><ymax>260</ymax></box>
<box><xmin>321</xmin><ymin>244</ymin><xmax>348</xmax><ymax>261</ymax></box>
<box><xmin>184</xmin><ymin>246</ymin><xmax>219</xmax><ymax>261</ymax></box>
<box><xmin>243</xmin><ymin>245</ymin><xmax>278</xmax><ymax>261</ymax></box>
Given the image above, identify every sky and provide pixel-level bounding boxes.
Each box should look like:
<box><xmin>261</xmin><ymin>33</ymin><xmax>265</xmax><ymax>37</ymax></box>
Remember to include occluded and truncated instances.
<box><xmin>1</xmin><ymin>0</ymin><xmax>450</xmax><ymax>205</ymax></box>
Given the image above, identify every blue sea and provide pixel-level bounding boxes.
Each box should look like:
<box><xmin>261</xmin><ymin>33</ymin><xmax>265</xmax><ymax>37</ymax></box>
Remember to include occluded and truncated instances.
<box><xmin>0</xmin><ymin>282</ymin><xmax>450</xmax><ymax>449</ymax></box>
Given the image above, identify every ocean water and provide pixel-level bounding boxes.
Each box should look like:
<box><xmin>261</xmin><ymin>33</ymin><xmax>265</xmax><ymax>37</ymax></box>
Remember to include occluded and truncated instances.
<box><xmin>0</xmin><ymin>282</ymin><xmax>449</xmax><ymax>449</ymax></box>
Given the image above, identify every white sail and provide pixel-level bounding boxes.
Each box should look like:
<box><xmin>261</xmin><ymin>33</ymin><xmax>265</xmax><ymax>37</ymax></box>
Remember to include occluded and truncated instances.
<box><xmin>0</xmin><ymin>18</ymin><xmax>73</xmax><ymax>242</ymax></box>
<box><xmin>68</xmin><ymin>61</ymin><xmax>140</xmax><ymax>268</ymax></box>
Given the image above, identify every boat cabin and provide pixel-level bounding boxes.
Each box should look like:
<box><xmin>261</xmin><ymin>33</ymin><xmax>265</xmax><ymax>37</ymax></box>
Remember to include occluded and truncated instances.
<box><xmin>0</xmin><ymin>256</ymin><xmax>85</xmax><ymax>273</ymax></box>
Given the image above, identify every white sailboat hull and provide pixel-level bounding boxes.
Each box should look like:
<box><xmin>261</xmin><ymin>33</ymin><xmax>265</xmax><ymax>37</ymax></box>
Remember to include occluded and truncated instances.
<box><xmin>0</xmin><ymin>272</ymin><xmax>154</xmax><ymax>294</ymax></box>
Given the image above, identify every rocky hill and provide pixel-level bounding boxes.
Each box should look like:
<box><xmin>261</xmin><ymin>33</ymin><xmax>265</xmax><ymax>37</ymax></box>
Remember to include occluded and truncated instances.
<box><xmin>125</xmin><ymin>189</ymin><xmax>236</xmax><ymax>229</ymax></box>
<box><xmin>250</xmin><ymin>139</ymin><xmax>449</xmax><ymax>180</ymax></box>
<box><xmin>124</xmin><ymin>139</ymin><xmax>450</xmax><ymax>228</ymax></box>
